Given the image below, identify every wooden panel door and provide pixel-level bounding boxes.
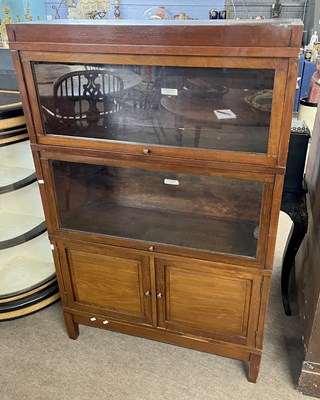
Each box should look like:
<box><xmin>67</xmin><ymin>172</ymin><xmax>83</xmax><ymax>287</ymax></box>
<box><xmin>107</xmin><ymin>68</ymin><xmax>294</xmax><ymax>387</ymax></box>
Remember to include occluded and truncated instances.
<box><xmin>58</xmin><ymin>241</ymin><xmax>153</xmax><ymax>326</ymax></box>
<box><xmin>155</xmin><ymin>258</ymin><xmax>262</xmax><ymax>346</ymax></box>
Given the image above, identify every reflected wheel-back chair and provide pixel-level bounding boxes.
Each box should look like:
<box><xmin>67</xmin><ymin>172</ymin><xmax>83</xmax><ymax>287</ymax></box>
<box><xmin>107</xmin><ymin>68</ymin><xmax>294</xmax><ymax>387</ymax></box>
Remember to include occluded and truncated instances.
<box><xmin>53</xmin><ymin>70</ymin><xmax>124</xmax><ymax>130</ymax></box>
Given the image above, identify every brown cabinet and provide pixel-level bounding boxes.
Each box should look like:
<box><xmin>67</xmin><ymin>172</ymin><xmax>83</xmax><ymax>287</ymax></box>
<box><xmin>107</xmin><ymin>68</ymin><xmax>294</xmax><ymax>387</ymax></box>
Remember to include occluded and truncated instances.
<box><xmin>7</xmin><ymin>19</ymin><xmax>303</xmax><ymax>382</ymax></box>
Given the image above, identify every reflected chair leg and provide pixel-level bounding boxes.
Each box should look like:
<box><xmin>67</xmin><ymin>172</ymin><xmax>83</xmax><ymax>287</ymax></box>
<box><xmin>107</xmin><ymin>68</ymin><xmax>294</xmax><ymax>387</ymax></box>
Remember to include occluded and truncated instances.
<box><xmin>174</xmin><ymin>115</ymin><xmax>183</xmax><ymax>146</ymax></box>
<box><xmin>175</xmin><ymin>130</ymin><xmax>183</xmax><ymax>146</ymax></box>
<box><xmin>151</xmin><ymin>114</ymin><xmax>161</xmax><ymax>144</ymax></box>
<box><xmin>248</xmin><ymin>353</ymin><xmax>261</xmax><ymax>383</ymax></box>
<box><xmin>194</xmin><ymin>126</ymin><xmax>201</xmax><ymax>148</ymax></box>
<box><xmin>156</xmin><ymin>106</ymin><xmax>169</xmax><ymax>142</ymax></box>
<box><xmin>64</xmin><ymin>311</ymin><xmax>79</xmax><ymax>340</ymax></box>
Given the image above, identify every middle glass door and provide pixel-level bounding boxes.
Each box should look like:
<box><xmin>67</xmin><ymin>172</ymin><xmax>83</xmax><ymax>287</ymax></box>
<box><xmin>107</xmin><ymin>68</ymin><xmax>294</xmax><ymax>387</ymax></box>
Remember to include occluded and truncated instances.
<box><xmin>46</xmin><ymin>157</ymin><xmax>268</xmax><ymax>260</ymax></box>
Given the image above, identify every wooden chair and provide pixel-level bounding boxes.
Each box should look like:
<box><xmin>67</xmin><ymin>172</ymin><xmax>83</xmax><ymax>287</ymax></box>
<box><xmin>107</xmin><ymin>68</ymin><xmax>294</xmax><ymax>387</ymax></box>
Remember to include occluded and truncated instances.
<box><xmin>53</xmin><ymin>69</ymin><xmax>124</xmax><ymax>129</ymax></box>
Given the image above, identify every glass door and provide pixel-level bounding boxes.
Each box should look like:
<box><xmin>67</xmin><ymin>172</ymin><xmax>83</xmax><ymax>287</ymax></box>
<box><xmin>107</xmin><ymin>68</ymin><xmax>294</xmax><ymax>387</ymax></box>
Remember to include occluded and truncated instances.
<box><xmin>45</xmin><ymin>158</ymin><xmax>270</xmax><ymax>261</ymax></box>
<box><xmin>33</xmin><ymin>62</ymin><xmax>275</xmax><ymax>155</ymax></box>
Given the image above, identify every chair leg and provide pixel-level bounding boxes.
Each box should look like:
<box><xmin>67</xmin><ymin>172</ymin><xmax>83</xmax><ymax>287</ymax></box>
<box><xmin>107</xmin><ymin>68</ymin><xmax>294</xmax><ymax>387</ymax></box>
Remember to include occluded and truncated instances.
<box><xmin>281</xmin><ymin>230</ymin><xmax>306</xmax><ymax>316</ymax></box>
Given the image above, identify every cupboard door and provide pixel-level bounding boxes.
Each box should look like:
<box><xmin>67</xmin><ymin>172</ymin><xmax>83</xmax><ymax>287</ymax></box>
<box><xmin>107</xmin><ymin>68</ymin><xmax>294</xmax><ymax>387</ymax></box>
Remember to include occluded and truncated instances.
<box><xmin>58</xmin><ymin>241</ymin><xmax>153</xmax><ymax>325</ymax></box>
<box><xmin>155</xmin><ymin>258</ymin><xmax>262</xmax><ymax>345</ymax></box>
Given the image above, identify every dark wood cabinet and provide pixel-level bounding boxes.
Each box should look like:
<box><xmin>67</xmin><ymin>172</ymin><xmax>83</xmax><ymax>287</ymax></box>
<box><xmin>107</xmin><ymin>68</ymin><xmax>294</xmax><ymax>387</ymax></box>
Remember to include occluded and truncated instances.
<box><xmin>7</xmin><ymin>19</ymin><xmax>303</xmax><ymax>382</ymax></box>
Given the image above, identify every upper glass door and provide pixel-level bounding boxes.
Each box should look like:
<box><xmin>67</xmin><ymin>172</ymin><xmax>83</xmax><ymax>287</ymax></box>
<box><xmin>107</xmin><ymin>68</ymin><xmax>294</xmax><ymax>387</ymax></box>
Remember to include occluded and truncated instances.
<box><xmin>33</xmin><ymin>62</ymin><xmax>274</xmax><ymax>154</ymax></box>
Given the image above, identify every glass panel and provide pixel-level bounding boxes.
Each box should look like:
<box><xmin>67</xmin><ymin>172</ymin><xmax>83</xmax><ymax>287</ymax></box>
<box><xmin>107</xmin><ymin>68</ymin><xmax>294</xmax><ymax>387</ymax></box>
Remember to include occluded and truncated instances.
<box><xmin>34</xmin><ymin>62</ymin><xmax>274</xmax><ymax>153</ymax></box>
<box><xmin>51</xmin><ymin>160</ymin><xmax>263</xmax><ymax>258</ymax></box>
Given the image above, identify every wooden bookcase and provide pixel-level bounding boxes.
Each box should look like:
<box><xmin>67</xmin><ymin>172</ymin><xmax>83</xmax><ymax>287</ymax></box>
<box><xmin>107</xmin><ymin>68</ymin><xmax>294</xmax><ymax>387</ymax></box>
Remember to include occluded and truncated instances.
<box><xmin>7</xmin><ymin>19</ymin><xmax>303</xmax><ymax>382</ymax></box>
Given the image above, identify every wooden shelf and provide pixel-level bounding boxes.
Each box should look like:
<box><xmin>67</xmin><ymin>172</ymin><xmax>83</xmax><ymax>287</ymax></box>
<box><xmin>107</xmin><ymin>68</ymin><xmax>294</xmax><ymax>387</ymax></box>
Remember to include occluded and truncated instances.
<box><xmin>62</xmin><ymin>203</ymin><xmax>258</xmax><ymax>257</ymax></box>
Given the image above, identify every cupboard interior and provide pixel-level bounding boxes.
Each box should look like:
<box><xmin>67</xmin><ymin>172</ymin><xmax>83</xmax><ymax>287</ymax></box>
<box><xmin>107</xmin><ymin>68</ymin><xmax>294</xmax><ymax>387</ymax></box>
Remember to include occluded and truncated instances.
<box><xmin>51</xmin><ymin>160</ymin><xmax>263</xmax><ymax>257</ymax></box>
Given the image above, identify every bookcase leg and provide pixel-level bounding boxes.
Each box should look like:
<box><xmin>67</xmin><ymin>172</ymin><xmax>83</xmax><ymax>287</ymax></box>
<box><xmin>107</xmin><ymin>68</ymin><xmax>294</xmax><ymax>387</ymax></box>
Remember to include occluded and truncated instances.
<box><xmin>248</xmin><ymin>353</ymin><xmax>261</xmax><ymax>383</ymax></box>
<box><xmin>64</xmin><ymin>312</ymin><xmax>79</xmax><ymax>340</ymax></box>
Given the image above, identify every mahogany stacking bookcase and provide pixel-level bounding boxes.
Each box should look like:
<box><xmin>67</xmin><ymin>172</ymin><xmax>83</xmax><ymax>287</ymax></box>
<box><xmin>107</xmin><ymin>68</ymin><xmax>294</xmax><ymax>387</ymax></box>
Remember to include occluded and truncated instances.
<box><xmin>7</xmin><ymin>19</ymin><xmax>303</xmax><ymax>382</ymax></box>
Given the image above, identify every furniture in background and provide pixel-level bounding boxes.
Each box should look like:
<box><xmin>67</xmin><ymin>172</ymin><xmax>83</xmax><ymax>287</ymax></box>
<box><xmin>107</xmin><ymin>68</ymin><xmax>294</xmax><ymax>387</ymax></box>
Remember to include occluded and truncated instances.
<box><xmin>7</xmin><ymin>19</ymin><xmax>302</xmax><ymax>382</ymax></box>
<box><xmin>295</xmin><ymin>103</ymin><xmax>320</xmax><ymax>398</ymax></box>
<box><xmin>44</xmin><ymin>0</ymin><xmax>226</xmax><ymax>20</ymax></box>
<box><xmin>280</xmin><ymin>119</ymin><xmax>310</xmax><ymax>316</ymax></box>
<box><xmin>294</xmin><ymin>56</ymin><xmax>317</xmax><ymax>113</ymax></box>
<box><xmin>0</xmin><ymin>0</ymin><xmax>46</xmax><ymax>22</ymax></box>
<box><xmin>0</xmin><ymin>89</ymin><xmax>58</xmax><ymax>320</ymax></box>
<box><xmin>0</xmin><ymin>48</ymin><xmax>18</xmax><ymax>90</ymax></box>
<box><xmin>52</xmin><ymin>69</ymin><xmax>124</xmax><ymax>129</ymax></box>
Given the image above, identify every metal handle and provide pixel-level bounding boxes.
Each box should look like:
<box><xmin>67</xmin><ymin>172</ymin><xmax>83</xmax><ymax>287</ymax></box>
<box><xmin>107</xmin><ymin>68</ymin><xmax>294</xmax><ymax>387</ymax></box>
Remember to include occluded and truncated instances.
<box><xmin>144</xmin><ymin>290</ymin><xmax>151</xmax><ymax>296</ymax></box>
<box><xmin>143</xmin><ymin>148</ymin><xmax>150</xmax><ymax>155</ymax></box>
<box><xmin>157</xmin><ymin>293</ymin><xmax>163</xmax><ymax>299</ymax></box>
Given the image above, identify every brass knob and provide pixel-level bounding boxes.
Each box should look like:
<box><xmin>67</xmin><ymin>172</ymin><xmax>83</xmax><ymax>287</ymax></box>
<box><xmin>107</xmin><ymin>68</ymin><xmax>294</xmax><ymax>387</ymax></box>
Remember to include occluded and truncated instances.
<box><xmin>143</xmin><ymin>148</ymin><xmax>150</xmax><ymax>154</ymax></box>
<box><xmin>148</xmin><ymin>246</ymin><xmax>154</xmax><ymax>252</ymax></box>
<box><xmin>157</xmin><ymin>293</ymin><xmax>162</xmax><ymax>299</ymax></box>
<box><xmin>144</xmin><ymin>290</ymin><xmax>151</xmax><ymax>296</ymax></box>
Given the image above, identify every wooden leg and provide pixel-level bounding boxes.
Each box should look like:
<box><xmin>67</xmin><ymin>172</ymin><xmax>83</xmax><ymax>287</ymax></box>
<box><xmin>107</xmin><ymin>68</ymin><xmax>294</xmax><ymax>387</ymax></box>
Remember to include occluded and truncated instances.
<box><xmin>281</xmin><ymin>230</ymin><xmax>306</xmax><ymax>316</ymax></box>
<box><xmin>280</xmin><ymin>193</ymin><xmax>308</xmax><ymax>316</ymax></box>
<box><xmin>248</xmin><ymin>353</ymin><xmax>261</xmax><ymax>383</ymax></box>
<box><xmin>64</xmin><ymin>312</ymin><xmax>79</xmax><ymax>340</ymax></box>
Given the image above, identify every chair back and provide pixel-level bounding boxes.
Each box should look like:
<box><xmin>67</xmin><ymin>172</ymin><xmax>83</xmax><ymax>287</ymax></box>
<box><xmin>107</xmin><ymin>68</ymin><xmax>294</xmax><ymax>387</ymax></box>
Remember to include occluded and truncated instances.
<box><xmin>53</xmin><ymin>69</ymin><xmax>124</xmax><ymax>126</ymax></box>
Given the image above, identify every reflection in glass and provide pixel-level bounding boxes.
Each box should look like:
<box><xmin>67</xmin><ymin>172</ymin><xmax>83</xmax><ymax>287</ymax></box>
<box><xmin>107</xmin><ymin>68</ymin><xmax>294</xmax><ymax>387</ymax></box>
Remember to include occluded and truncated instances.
<box><xmin>51</xmin><ymin>160</ymin><xmax>263</xmax><ymax>257</ymax></box>
<box><xmin>33</xmin><ymin>62</ymin><xmax>274</xmax><ymax>153</ymax></box>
